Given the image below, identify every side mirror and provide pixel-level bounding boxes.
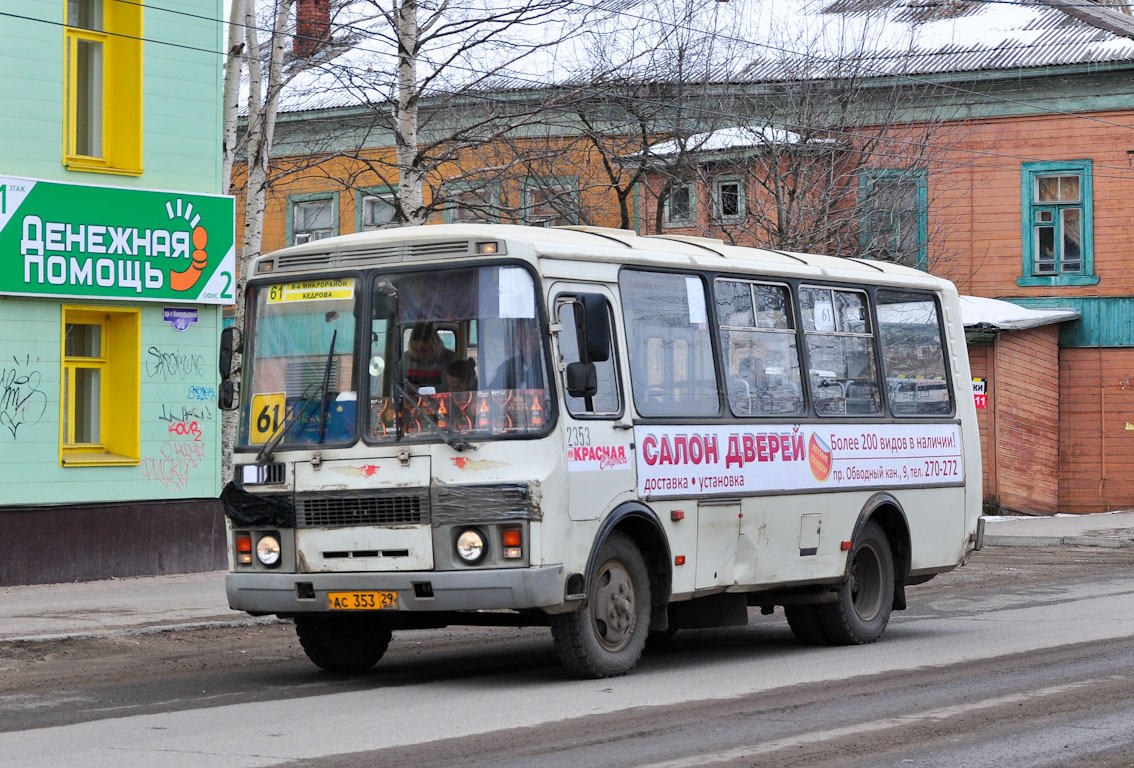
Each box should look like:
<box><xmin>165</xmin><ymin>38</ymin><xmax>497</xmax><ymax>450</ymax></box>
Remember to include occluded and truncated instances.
<box><xmin>566</xmin><ymin>361</ymin><xmax>598</xmax><ymax>399</ymax></box>
<box><xmin>218</xmin><ymin>379</ymin><xmax>237</xmax><ymax>411</ymax></box>
<box><xmin>574</xmin><ymin>293</ymin><xmax>611</xmax><ymax>364</ymax></box>
<box><xmin>219</xmin><ymin>326</ymin><xmax>238</xmax><ymax>379</ymax></box>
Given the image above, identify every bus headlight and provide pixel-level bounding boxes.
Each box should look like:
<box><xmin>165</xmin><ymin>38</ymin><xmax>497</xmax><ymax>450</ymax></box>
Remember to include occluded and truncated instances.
<box><xmin>256</xmin><ymin>534</ymin><xmax>282</xmax><ymax>567</ymax></box>
<box><xmin>455</xmin><ymin>528</ymin><xmax>487</xmax><ymax>563</ymax></box>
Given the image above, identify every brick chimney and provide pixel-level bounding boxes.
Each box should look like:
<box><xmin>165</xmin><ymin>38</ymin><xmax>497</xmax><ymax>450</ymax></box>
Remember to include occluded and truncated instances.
<box><xmin>295</xmin><ymin>0</ymin><xmax>330</xmax><ymax>58</ymax></box>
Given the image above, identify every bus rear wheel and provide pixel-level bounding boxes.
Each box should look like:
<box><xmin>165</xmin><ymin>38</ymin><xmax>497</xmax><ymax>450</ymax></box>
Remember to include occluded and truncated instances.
<box><xmin>551</xmin><ymin>533</ymin><xmax>651</xmax><ymax>678</ymax></box>
<box><xmin>784</xmin><ymin>604</ymin><xmax>829</xmax><ymax>645</ymax></box>
<box><xmin>815</xmin><ymin>520</ymin><xmax>894</xmax><ymax>644</ymax></box>
<box><xmin>295</xmin><ymin>615</ymin><xmax>393</xmax><ymax>673</ymax></box>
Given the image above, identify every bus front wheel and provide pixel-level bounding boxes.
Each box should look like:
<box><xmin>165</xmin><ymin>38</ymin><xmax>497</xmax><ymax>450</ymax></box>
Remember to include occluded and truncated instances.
<box><xmin>295</xmin><ymin>615</ymin><xmax>392</xmax><ymax>673</ymax></box>
<box><xmin>816</xmin><ymin>520</ymin><xmax>894</xmax><ymax>644</ymax></box>
<box><xmin>551</xmin><ymin>533</ymin><xmax>651</xmax><ymax>678</ymax></box>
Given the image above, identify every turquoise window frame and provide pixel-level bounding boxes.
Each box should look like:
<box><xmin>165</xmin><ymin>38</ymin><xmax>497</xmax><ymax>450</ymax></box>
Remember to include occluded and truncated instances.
<box><xmin>355</xmin><ymin>185</ymin><xmax>398</xmax><ymax>231</ymax></box>
<box><xmin>443</xmin><ymin>180</ymin><xmax>501</xmax><ymax>223</ymax></box>
<box><xmin>1019</xmin><ymin>160</ymin><xmax>1096</xmax><ymax>286</ymax></box>
<box><xmin>520</xmin><ymin>176</ymin><xmax>579</xmax><ymax>226</ymax></box>
<box><xmin>713</xmin><ymin>176</ymin><xmax>745</xmax><ymax>223</ymax></box>
<box><xmin>286</xmin><ymin>191</ymin><xmax>339</xmax><ymax>245</ymax></box>
<box><xmin>858</xmin><ymin>168</ymin><xmax>928</xmax><ymax>271</ymax></box>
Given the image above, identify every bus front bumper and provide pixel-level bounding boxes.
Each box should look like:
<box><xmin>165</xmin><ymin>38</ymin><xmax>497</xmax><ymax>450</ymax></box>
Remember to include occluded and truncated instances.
<box><xmin>226</xmin><ymin>565</ymin><xmax>566</xmax><ymax>615</ymax></box>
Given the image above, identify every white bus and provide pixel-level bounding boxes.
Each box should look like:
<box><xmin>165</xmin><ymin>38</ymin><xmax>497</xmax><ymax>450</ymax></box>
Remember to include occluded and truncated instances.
<box><xmin>220</xmin><ymin>223</ymin><xmax>983</xmax><ymax>678</ymax></box>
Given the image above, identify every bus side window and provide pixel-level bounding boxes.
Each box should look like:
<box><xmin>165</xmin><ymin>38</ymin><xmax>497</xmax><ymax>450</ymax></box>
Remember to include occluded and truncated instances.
<box><xmin>800</xmin><ymin>286</ymin><xmax>882</xmax><ymax>417</ymax></box>
<box><xmin>556</xmin><ymin>297</ymin><xmax>621</xmax><ymax>416</ymax></box>
<box><xmin>619</xmin><ymin>270</ymin><xmax>720</xmax><ymax>417</ymax></box>
<box><xmin>714</xmin><ymin>278</ymin><xmax>805</xmax><ymax>417</ymax></box>
<box><xmin>876</xmin><ymin>290</ymin><xmax>952</xmax><ymax>416</ymax></box>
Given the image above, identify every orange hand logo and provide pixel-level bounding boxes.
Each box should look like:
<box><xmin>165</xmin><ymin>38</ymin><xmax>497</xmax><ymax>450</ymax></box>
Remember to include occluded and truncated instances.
<box><xmin>171</xmin><ymin>225</ymin><xmax>208</xmax><ymax>292</ymax></box>
<box><xmin>165</xmin><ymin>197</ymin><xmax>209</xmax><ymax>292</ymax></box>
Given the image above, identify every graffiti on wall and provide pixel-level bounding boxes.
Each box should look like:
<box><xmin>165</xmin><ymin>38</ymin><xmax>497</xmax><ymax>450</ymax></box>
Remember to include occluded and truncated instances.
<box><xmin>142</xmin><ymin>406</ymin><xmax>208</xmax><ymax>491</ymax></box>
<box><xmin>145</xmin><ymin>346</ymin><xmax>205</xmax><ymax>380</ymax></box>
<box><xmin>186</xmin><ymin>385</ymin><xmax>216</xmax><ymax>401</ymax></box>
<box><xmin>1</xmin><ymin>355</ymin><xmax>48</xmax><ymax>439</ymax></box>
<box><xmin>158</xmin><ymin>403</ymin><xmax>214</xmax><ymax>425</ymax></box>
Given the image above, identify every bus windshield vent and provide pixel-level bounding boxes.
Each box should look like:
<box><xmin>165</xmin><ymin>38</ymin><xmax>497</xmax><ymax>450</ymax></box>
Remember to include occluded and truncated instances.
<box><xmin>276</xmin><ymin>251</ymin><xmax>334</xmax><ymax>270</ymax></box>
<box><xmin>408</xmin><ymin>240</ymin><xmax>470</xmax><ymax>257</ymax></box>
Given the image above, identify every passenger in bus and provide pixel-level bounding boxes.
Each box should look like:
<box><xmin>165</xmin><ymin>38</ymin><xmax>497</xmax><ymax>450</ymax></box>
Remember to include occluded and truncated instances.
<box><xmin>402</xmin><ymin>323</ymin><xmax>455</xmax><ymax>392</ymax></box>
<box><xmin>445</xmin><ymin>358</ymin><xmax>477</xmax><ymax>393</ymax></box>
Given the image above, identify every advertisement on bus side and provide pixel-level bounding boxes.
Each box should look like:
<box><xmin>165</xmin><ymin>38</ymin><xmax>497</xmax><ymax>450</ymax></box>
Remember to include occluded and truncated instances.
<box><xmin>634</xmin><ymin>423</ymin><xmax>963</xmax><ymax>497</ymax></box>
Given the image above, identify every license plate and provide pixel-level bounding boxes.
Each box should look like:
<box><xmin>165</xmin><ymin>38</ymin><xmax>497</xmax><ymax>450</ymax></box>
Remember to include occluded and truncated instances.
<box><xmin>327</xmin><ymin>591</ymin><xmax>398</xmax><ymax>610</ymax></box>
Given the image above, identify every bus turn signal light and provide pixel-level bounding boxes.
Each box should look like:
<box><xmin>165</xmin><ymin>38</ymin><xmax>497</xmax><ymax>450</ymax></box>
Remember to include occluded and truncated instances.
<box><xmin>502</xmin><ymin>528</ymin><xmax>522</xmax><ymax>559</ymax></box>
<box><xmin>236</xmin><ymin>534</ymin><xmax>253</xmax><ymax>565</ymax></box>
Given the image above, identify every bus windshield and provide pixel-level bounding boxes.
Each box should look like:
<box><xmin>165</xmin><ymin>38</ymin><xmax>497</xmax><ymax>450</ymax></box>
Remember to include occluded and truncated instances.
<box><xmin>368</xmin><ymin>265</ymin><xmax>550</xmax><ymax>442</ymax></box>
<box><xmin>239</xmin><ymin>264</ymin><xmax>550</xmax><ymax>450</ymax></box>
<box><xmin>241</xmin><ymin>277</ymin><xmax>360</xmax><ymax>450</ymax></box>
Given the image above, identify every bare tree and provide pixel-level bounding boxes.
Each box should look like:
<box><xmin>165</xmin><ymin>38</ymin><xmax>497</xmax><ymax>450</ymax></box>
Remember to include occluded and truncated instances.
<box><xmin>220</xmin><ymin>0</ymin><xmax>304</xmax><ymax>482</ymax></box>
<box><xmin>265</xmin><ymin>0</ymin><xmax>610</xmax><ymax>227</ymax></box>
<box><xmin>610</xmin><ymin>10</ymin><xmax>978</xmax><ymax>280</ymax></box>
<box><xmin>480</xmin><ymin>0</ymin><xmax>747</xmax><ymax>230</ymax></box>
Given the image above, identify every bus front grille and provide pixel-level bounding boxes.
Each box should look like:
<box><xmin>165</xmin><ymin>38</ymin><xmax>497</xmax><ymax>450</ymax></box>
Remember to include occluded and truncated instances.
<box><xmin>295</xmin><ymin>491</ymin><xmax>430</xmax><ymax>528</ymax></box>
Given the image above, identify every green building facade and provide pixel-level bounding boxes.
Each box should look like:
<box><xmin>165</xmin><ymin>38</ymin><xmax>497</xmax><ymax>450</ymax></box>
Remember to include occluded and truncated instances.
<box><xmin>0</xmin><ymin>1</ymin><xmax>233</xmax><ymax>585</ymax></box>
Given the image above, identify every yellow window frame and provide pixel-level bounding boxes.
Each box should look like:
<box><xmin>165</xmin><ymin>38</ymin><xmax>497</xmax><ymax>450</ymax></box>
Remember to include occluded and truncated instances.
<box><xmin>60</xmin><ymin>306</ymin><xmax>141</xmax><ymax>466</ymax></box>
<box><xmin>63</xmin><ymin>1</ymin><xmax>143</xmax><ymax>176</ymax></box>
<box><xmin>62</xmin><ymin>314</ymin><xmax>107</xmax><ymax>449</ymax></box>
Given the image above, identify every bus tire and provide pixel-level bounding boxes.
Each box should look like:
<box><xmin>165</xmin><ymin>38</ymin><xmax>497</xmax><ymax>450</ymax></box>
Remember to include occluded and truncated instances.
<box><xmin>551</xmin><ymin>533</ymin><xmax>651</xmax><ymax>678</ymax></box>
<box><xmin>784</xmin><ymin>605</ymin><xmax>829</xmax><ymax>645</ymax></box>
<box><xmin>646</xmin><ymin>625</ymin><xmax>679</xmax><ymax>650</ymax></box>
<box><xmin>295</xmin><ymin>616</ymin><xmax>392</xmax><ymax>673</ymax></box>
<box><xmin>816</xmin><ymin>520</ymin><xmax>894</xmax><ymax>645</ymax></box>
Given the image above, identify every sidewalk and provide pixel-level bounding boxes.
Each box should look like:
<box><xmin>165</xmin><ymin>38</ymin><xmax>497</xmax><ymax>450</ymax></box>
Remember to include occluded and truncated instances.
<box><xmin>1</xmin><ymin>512</ymin><xmax>1133</xmax><ymax>644</ymax></box>
<box><xmin>982</xmin><ymin>510</ymin><xmax>1134</xmax><ymax>549</ymax></box>
<box><xmin>0</xmin><ymin>569</ymin><xmax>262</xmax><ymax>644</ymax></box>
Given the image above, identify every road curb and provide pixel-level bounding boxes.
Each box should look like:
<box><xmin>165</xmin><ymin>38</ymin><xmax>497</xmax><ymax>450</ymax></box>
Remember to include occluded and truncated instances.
<box><xmin>0</xmin><ymin>615</ymin><xmax>284</xmax><ymax>645</ymax></box>
<box><xmin>985</xmin><ymin>534</ymin><xmax>1134</xmax><ymax>548</ymax></box>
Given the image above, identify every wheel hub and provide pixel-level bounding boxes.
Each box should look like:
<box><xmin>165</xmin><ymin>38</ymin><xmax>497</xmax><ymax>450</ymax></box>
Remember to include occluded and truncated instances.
<box><xmin>592</xmin><ymin>562</ymin><xmax>637</xmax><ymax>650</ymax></box>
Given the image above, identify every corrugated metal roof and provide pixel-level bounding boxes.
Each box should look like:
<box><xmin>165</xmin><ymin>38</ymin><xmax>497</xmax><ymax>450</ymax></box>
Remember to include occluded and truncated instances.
<box><xmin>265</xmin><ymin>0</ymin><xmax>1134</xmax><ymax>114</ymax></box>
<box><xmin>734</xmin><ymin>2</ymin><xmax>1134</xmax><ymax>81</ymax></box>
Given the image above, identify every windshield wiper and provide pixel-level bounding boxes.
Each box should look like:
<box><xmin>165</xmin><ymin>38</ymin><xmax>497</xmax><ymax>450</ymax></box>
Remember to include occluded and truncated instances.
<box><xmin>316</xmin><ymin>330</ymin><xmax>337</xmax><ymax>444</ymax></box>
<box><xmin>256</xmin><ymin>330</ymin><xmax>337</xmax><ymax>463</ymax></box>
<box><xmin>392</xmin><ymin>379</ymin><xmax>476</xmax><ymax>452</ymax></box>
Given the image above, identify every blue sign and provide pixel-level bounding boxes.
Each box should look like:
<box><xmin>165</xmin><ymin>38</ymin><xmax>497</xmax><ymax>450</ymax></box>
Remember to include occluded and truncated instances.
<box><xmin>163</xmin><ymin>307</ymin><xmax>199</xmax><ymax>332</ymax></box>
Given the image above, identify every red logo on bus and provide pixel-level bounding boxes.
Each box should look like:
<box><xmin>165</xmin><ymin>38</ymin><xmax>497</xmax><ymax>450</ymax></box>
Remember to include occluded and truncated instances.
<box><xmin>808</xmin><ymin>433</ymin><xmax>832</xmax><ymax>482</ymax></box>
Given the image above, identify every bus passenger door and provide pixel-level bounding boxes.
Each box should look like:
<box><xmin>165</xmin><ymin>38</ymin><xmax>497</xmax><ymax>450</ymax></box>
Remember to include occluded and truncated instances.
<box><xmin>552</xmin><ymin>287</ymin><xmax>634</xmax><ymax>522</ymax></box>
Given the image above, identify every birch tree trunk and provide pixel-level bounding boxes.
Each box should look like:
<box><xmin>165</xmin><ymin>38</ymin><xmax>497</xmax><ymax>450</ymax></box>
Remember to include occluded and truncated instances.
<box><xmin>220</xmin><ymin>0</ymin><xmax>294</xmax><ymax>485</ymax></box>
<box><xmin>394</xmin><ymin>0</ymin><xmax>427</xmax><ymax>224</ymax></box>
<box><xmin>221</xmin><ymin>0</ymin><xmax>248</xmax><ymax>194</ymax></box>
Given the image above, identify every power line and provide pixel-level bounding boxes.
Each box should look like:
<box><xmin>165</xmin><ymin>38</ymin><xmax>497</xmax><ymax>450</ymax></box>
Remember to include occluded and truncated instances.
<box><xmin>9</xmin><ymin>3</ymin><xmax>1134</xmax><ymax>179</ymax></box>
<box><xmin>29</xmin><ymin>0</ymin><xmax>1134</xmax><ymax>139</ymax></box>
<box><xmin>0</xmin><ymin>9</ymin><xmax>220</xmax><ymax>55</ymax></box>
<box><xmin>554</xmin><ymin>0</ymin><xmax>1134</xmax><ymax>135</ymax></box>
<box><xmin>127</xmin><ymin>0</ymin><xmax>1134</xmax><ymax>141</ymax></box>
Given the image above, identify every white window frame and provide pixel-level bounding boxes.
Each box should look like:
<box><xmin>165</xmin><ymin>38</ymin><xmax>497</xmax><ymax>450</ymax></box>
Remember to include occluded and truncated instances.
<box><xmin>714</xmin><ymin>177</ymin><xmax>744</xmax><ymax>222</ymax></box>
<box><xmin>664</xmin><ymin>183</ymin><xmax>695</xmax><ymax>226</ymax></box>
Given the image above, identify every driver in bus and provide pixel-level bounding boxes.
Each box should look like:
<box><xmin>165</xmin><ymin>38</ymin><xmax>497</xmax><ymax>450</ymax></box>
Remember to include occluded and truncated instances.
<box><xmin>402</xmin><ymin>323</ymin><xmax>455</xmax><ymax>392</ymax></box>
<box><xmin>488</xmin><ymin>325</ymin><xmax>543</xmax><ymax>390</ymax></box>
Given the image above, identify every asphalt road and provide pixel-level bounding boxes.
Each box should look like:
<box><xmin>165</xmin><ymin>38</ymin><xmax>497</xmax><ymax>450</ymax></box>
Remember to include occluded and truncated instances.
<box><xmin>2</xmin><ymin>546</ymin><xmax>1133</xmax><ymax>767</ymax></box>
